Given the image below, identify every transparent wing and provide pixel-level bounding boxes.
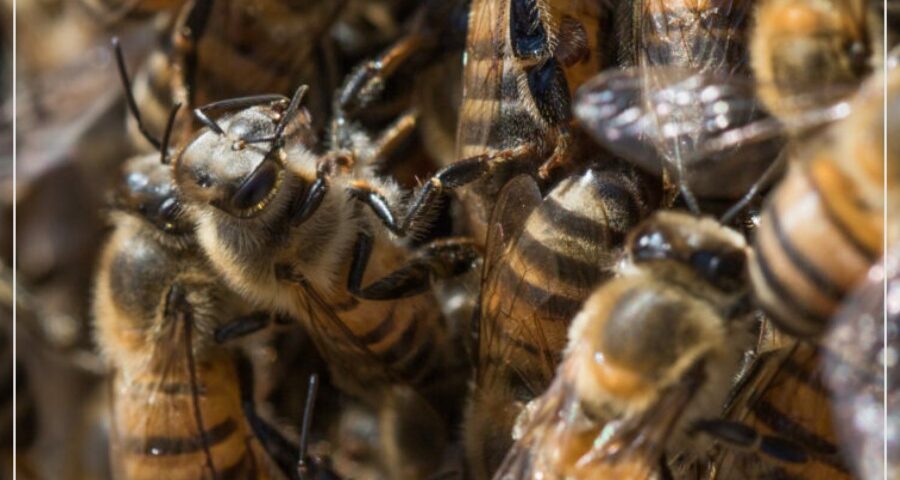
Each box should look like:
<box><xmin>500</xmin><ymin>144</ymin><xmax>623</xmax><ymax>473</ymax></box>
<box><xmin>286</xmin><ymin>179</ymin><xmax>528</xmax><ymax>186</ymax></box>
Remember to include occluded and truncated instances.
<box><xmin>823</xmin><ymin>251</ymin><xmax>895</xmax><ymax>480</ymax></box>
<box><xmin>476</xmin><ymin>174</ymin><xmax>544</xmax><ymax>386</ymax></box>
<box><xmin>639</xmin><ymin>0</ymin><xmax>751</xmax><ymax>74</ymax></box>
<box><xmin>455</xmin><ymin>0</ymin><xmax>505</xmax><ymax>159</ymax></box>
<box><xmin>574</xmin><ymin>67</ymin><xmax>857</xmax><ymax>197</ymax></box>
<box><xmin>713</xmin><ymin>343</ymin><xmax>851</xmax><ymax>479</ymax></box>
<box><xmin>296</xmin><ymin>280</ymin><xmax>413</xmax><ymax>393</ymax></box>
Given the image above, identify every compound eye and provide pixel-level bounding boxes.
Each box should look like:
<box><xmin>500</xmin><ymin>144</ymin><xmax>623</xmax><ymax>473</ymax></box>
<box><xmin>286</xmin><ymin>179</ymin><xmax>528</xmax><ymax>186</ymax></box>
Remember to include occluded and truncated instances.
<box><xmin>231</xmin><ymin>160</ymin><xmax>278</xmax><ymax>212</ymax></box>
<box><xmin>689</xmin><ymin>249</ymin><xmax>746</xmax><ymax>291</ymax></box>
<box><xmin>158</xmin><ymin>197</ymin><xmax>181</xmax><ymax>227</ymax></box>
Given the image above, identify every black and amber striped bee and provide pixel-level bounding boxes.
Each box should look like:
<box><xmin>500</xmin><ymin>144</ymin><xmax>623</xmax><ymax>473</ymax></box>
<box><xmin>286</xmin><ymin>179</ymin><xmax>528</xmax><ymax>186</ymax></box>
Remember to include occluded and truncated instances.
<box><xmin>463</xmin><ymin>166</ymin><xmax>659</xmax><ymax>479</ymax></box>
<box><xmin>493</xmin><ymin>209</ymin><xmax>755</xmax><ymax>480</ymax></box>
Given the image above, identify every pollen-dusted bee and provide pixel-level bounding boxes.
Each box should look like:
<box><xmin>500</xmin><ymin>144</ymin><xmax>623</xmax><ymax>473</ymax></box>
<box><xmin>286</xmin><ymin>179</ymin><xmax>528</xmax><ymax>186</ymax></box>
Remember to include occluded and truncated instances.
<box><xmin>464</xmin><ymin>166</ymin><xmax>659</xmax><ymax>479</ymax></box>
<box><xmin>750</xmin><ymin>0</ymin><xmax>878</xmax><ymax>124</ymax></box>
<box><xmin>706</xmin><ymin>342</ymin><xmax>852</xmax><ymax>479</ymax></box>
<box><xmin>747</xmin><ymin>66</ymin><xmax>891</xmax><ymax>338</ymax></box>
<box><xmin>173</xmin><ymin>87</ymin><xmax>479</xmax><ymax>478</ymax></box>
<box><xmin>493</xmin><ymin>210</ymin><xmax>755</xmax><ymax>479</ymax></box>
<box><xmin>450</xmin><ymin>0</ymin><xmax>608</xmax><ymax>244</ymax></box>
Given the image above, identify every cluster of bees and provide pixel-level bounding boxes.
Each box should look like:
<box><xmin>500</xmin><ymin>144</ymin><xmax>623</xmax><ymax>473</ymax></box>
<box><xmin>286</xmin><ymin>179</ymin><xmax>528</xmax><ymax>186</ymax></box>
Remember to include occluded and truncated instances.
<box><xmin>12</xmin><ymin>0</ymin><xmax>900</xmax><ymax>478</ymax></box>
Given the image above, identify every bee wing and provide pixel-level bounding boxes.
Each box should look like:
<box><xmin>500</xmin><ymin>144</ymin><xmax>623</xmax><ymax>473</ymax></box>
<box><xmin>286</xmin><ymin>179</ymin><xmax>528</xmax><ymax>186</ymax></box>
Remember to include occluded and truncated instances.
<box><xmin>638</xmin><ymin>0</ymin><xmax>750</xmax><ymax>74</ymax></box>
<box><xmin>574</xmin><ymin>67</ymin><xmax>857</xmax><ymax>197</ymax></box>
<box><xmin>712</xmin><ymin>342</ymin><xmax>852</xmax><ymax>479</ymax></box>
<box><xmin>296</xmin><ymin>280</ymin><xmax>416</xmax><ymax>393</ymax></box>
<box><xmin>455</xmin><ymin>0</ymin><xmax>505</xmax><ymax>159</ymax></box>
<box><xmin>476</xmin><ymin>174</ymin><xmax>543</xmax><ymax>382</ymax></box>
<box><xmin>822</xmin><ymin>252</ymin><xmax>896</xmax><ymax>480</ymax></box>
<box><xmin>111</xmin><ymin>295</ymin><xmax>222</xmax><ymax>479</ymax></box>
<box><xmin>491</xmin><ymin>361</ymin><xmax>579</xmax><ymax>480</ymax></box>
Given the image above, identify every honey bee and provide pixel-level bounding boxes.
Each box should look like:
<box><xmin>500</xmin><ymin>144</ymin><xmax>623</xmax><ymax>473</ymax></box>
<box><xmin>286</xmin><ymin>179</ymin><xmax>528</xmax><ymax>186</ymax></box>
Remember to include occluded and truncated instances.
<box><xmin>747</xmin><ymin>66</ymin><xmax>891</xmax><ymax>339</ymax></box>
<box><xmin>95</xmin><ymin>48</ymin><xmax>302</xmax><ymax>479</ymax></box>
<box><xmin>173</xmin><ymin>88</ymin><xmax>479</xmax><ymax>478</ymax></box>
<box><xmin>706</xmin><ymin>342</ymin><xmax>852</xmax><ymax>479</ymax></box>
<box><xmin>493</xmin><ymin>209</ymin><xmax>755</xmax><ymax>479</ymax></box>
<box><xmin>464</xmin><ymin>166</ymin><xmax>660</xmax><ymax>479</ymax></box>
<box><xmin>451</xmin><ymin>0</ymin><xmax>608</xmax><ymax>244</ymax></box>
<box><xmin>749</xmin><ymin>0</ymin><xmax>878</xmax><ymax>124</ymax></box>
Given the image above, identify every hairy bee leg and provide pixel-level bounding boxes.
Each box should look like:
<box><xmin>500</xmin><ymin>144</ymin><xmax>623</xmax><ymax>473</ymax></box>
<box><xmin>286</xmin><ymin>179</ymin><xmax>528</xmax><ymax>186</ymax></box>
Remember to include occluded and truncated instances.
<box><xmin>212</xmin><ymin>311</ymin><xmax>273</xmax><ymax>344</ymax></box>
<box><xmin>336</xmin><ymin>31</ymin><xmax>428</xmax><ymax>116</ymax></box>
<box><xmin>537</xmin><ymin>126</ymin><xmax>572</xmax><ymax>179</ymax></box>
<box><xmin>369</xmin><ymin>110</ymin><xmax>419</xmax><ymax>169</ymax></box>
<box><xmin>233</xmin><ymin>354</ymin><xmax>302</xmax><ymax>479</ymax></box>
<box><xmin>347</xmin><ymin>233</ymin><xmax>481</xmax><ymax>301</ymax></box>
<box><xmin>350</xmin><ymin>150</ymin><xmax>524</xmax><ymax>237</ymax></box>
<box><xmin>290</xmin><ymin>176</ymin><xmax>330</xmax><ymax>227</ymax></box>
<box><xmin>693</xmin><ymin>419</ymin><xmax>809</xmax><ymax>464</ymax></box>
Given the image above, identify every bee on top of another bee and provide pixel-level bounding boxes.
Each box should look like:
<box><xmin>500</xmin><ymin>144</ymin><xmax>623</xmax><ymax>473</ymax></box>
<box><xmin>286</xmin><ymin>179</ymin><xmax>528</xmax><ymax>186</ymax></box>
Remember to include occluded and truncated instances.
<box><xmin>172</xmin><ymin>77</ymin><xmax>481</xmax><ymax>477</ymax></box>
<box><xmin>94</xmin><ymin>42</ymin><xmax>312</xmax><ymax>479</ymax></box>
<box><xmin>493</xmin><ymin>208</ymin><xmax>758</xmax><ymax>479</ymax></box>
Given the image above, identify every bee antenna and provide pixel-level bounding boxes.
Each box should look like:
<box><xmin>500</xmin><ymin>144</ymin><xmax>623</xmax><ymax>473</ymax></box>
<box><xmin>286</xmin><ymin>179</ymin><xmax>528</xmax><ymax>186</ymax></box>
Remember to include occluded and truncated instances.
<box><xmin>112</xmin><ymin>37</ymin><xmax>162</xmax><ymax>150</ymax></box>
<box><xmin>160</xmin><ymin>103</ymin><xmax>182</xmax><ymax>165</ymax></box>
<box><xmin>719</xmin><ymin>151</ymin><xmax>787</xmax><ymax>224</ymax></box>
<box><xmin>296</xmin><ymin>373</ymin><xmax>319</xmax><ymax>480</ymax></box>
<box><xmin>272</xmin><ymin>85</ymin><xmax>309</xmax><ymax>148</ymax></box>
<box><xmin>670</xmin><ymin>144</ymin><xmax>700</xmax><ymax>215</ymax></box>
<box><xmin>194</xmin><ymin>107</ymin><xmax>226</xmax><ymax>135</ymax></box>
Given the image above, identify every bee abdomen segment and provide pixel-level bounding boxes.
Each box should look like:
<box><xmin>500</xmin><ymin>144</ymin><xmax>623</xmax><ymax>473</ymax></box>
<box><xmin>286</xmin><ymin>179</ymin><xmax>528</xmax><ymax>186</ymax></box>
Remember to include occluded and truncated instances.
<box><xmin>750</xmin><ymin>164</ymin><xmax>876</xmax><ymax>337</ymax></box>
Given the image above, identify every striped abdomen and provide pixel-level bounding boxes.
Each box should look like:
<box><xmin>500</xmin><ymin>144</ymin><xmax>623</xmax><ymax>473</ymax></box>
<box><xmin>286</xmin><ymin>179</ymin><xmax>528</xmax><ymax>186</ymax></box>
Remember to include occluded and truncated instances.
<box><xmin>482</xmin><ymin>166</ymin><xmax>656</xmax><ymax>390</ymax></box>
<box><xmin>297</xmin><ymin>242</ymin><xmax>465</xmax><ymax>408</ymax></box>
<box><xmin>715</xmin><ymin>343</ymin><xmax>851</xmax><ymax>479</ymax></box>
<box><xmin>466</xmin><ymin>167</ymin><xmax>656</xmax><ymax>479</ymax></box>
<box><xmin>112</xmin><ymin>352</ymin><xmax>268</xmax><ymax>480</ymax></box>
<box><xmin>749</xmin><ymin>158</ymin><xmax>882</xmax><ymax>338</ymax></box>
<box><xmin>633</xmin><ymin>0</ymin><xmax>752</xmax><ymax>72</ymax></box>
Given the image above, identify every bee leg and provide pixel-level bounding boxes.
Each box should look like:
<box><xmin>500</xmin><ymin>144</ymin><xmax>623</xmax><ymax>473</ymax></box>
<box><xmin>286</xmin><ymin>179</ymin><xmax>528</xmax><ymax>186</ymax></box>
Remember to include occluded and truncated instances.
<box><xmin>289</xmin><ymin>175</ymin><xmax>331</xmax><ymax>227</ymax></box>
<box><xmin>213</xmin><ymin>311</ymin><xmax>273</xmax><ymax>344</ymax></box>
<box><xmin>537</xmin><ymin>126</ymin><xmax>572</xmax><ymax>180</ymax></box>
<box><xmin>233</xmin><ymin>354</ymin><xmax>302</xmax><ymax>479</ymax></box>
<box><xmin>369</xmin><ymin>110</ymin><xmax>419</xmax><ymax>170</ymax></box>
<box><xmin>351</xmin><ymin>149</ymin><xmax>525</xmax><ymax>237</ymax></box>
<box><xmin>347</xmin><ymin>233</ymin><xmax>480</xmax><ymax>300</ymax></box>
<box><xmin>692</xmin><ymin>419</ymin><xmax>808</xmax><ymax>464</ymax></box>
<box><xmin>336</xmin><ymin>31</ymin><xmax>428</xmax><ymax>117</ymax></box>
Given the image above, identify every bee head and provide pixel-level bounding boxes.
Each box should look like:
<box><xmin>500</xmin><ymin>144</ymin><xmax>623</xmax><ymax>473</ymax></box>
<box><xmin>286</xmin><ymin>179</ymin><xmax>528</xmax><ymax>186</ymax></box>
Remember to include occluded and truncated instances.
<box><xmin>627</xmin><ymin>211</ymin><xmax>748</xmax><ymax>293</ymax></box>
<box><xmin>175</xmin><ymin>98</ymin><xmax>314</xmax><ymax>220</ymax></box>
<box><xmin>115</xmin><ymin>154</ymin><xmax>193</xmax><ymax>238</ymax></box>
<box><xmin>752</xmin><ymin>0</ymin><xmax>872</xmax><ymax>113</ymax></box>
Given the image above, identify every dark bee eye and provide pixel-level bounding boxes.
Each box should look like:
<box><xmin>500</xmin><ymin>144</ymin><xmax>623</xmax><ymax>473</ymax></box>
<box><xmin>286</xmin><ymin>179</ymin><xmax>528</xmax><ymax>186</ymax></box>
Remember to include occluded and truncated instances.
<box><xmin>158</xmin><ymin>197</ymin><xmax>180</xmax><ymax>224</ymax></box>
<box><xmin>231</xmin><ymin>160</ymin><xmax>278</xmax><ymax>212</ymax></box>
<box><xmin>847</xmin><ymin>40</ymin><xmax>869</xmax><ymax>74</ymax></box>
<box><xmin>689</xmin><ymin>249</ymin><xmax>746</xmax><ymax>291</ymax></box>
